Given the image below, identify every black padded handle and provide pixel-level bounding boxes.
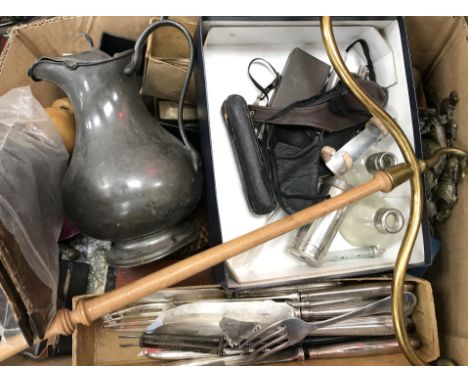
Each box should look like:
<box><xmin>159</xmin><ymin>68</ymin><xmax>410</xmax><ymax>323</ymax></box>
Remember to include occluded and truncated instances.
<box><xmin>222</xmin><ymin>95</ymin><xmax>277</xmax><ymax>215</ymax></box>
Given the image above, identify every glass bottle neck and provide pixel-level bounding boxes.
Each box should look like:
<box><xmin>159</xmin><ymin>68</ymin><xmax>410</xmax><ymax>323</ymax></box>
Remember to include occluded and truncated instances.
<box><xmin>374</xmin><ymin>208</ymin><xmax>404</xmax><ymax>234</ymax></box>
<box><xmin>365</xmin><ymin>152</ymin><xmax>397</xmax><ymax>173</ymax></box>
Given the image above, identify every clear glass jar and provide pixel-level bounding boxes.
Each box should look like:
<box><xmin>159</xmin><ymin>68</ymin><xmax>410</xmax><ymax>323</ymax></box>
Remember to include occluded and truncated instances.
<box><xmin>342</xmin><ymin>150</ymin><xmax>397</xmax><ymax>185</ymax></box>
<box><xmin>339</xmin><ymin>194</ymin><xmax>405</xmax><ymax>249</ymax></box>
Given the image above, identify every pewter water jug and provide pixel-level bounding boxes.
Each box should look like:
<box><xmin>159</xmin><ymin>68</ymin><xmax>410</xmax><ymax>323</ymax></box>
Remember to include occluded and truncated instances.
<box><xmin>29</xmin><ymin>20</ymin><xmax>202</xmax><ymax>267</ymax></box>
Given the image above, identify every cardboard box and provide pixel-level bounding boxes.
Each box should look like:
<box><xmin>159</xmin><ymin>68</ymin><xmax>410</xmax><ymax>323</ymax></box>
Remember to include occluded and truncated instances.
<box><xmin>0</xmin><ymin>17</ymin><xmax>153</xmax><ymax>106</ymax></box>
<box><xmin>72</xmin><ymin>277</ymin><xmax>439</xmax><ymax>366</ymax></box>
<box><xmin>141</xmin><ymin>16</ymin><xmax>198</xmax><ymax>104</ymax></box>
<box><xmin>0</xmin><ymin>16</ymin><xmax>466</xmax><ymax>366</ymax></box>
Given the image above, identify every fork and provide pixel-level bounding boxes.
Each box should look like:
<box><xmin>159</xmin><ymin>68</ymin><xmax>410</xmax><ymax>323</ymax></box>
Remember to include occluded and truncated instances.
<box><xmin>238</xmin><ymin>291</ymin><xmax>416</xmax><ymax>364</ymax></box>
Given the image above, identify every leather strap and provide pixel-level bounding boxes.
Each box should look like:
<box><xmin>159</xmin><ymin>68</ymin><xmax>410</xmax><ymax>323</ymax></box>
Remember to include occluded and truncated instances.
<box><xmin>247</xmin><ymin>58</ymin><xmax>281</xmax><ymax>103</ymax></box>
<box><xmin>346</xmin><ymin>39</ymin><xmax>376</xmax><ymax>82</ymax></box>
<box><xmin>248</xmin><ymin>79</ymin><xmax>388</xmax><ymax>132</ymax></box>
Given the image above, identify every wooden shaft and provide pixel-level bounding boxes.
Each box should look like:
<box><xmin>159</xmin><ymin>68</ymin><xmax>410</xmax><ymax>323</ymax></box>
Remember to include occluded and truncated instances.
<box><xmin>77</xmin><ymin>172</ymin><xmax>391</xmax><ymax>323</ymax></box>
<box><xmin>0</xmin><ymin>172</ymin><xmax>391</xmax><ymax>362</ymax></box>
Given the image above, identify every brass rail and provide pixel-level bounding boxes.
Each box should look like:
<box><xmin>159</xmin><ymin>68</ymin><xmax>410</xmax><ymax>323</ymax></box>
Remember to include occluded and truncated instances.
<box><xmin>320</xmin><ymin>16</ymin><xmax>467</xmax><ymax>365</ymax></box>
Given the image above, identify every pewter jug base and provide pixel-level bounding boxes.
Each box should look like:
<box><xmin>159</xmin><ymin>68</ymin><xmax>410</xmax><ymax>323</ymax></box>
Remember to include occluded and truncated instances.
<box><xmin>105</xmin><ymin>221</ymin><xmax>197</xmax><ymax>268</ymax></box>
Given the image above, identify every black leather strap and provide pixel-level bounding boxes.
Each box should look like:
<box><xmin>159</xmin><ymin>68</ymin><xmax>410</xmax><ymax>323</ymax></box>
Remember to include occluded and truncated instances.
<box><xmin>346</xmin><ymin>39</ymin><xmax>376</xmax><ymax>82</ymax></box>
<box><xmin>248</xmin><ymin>78</ymin><xmax>388</xmax><ymax>131</ymax></box>
<box><xmin>247</xmin><ymin>58</ymin><xmax>281</xmax><ymax>103</ymax></box>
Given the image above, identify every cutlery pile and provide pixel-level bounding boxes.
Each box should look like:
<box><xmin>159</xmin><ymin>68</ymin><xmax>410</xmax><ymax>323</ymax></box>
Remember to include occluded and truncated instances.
<box><xmin>102</xmin><ymin>280</ymin><xmax>420</xmax><ymax>365</ymax></box>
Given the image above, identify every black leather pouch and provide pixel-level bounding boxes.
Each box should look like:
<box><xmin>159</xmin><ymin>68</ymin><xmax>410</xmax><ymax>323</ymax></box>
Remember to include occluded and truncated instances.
<box><xmin>221</xmin><ymin>95</ymin><xmax>277</xmax><ymax>214</ymax></box>
<box><xmin>265</xmin><ymin>126</ymin><xmax>324</xmax><ymax>214</ymax></box>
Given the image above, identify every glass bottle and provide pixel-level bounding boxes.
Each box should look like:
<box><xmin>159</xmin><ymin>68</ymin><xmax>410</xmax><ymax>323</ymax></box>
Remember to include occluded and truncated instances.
<box><xmin>342</xmin><ymin>150</ymin><xmax>397</xmax><ymax>185</ymax></box>
<box><xmin>339</xmin><ymin>194</ymin><xmax>405</xmax><ymax>249</ymax></box>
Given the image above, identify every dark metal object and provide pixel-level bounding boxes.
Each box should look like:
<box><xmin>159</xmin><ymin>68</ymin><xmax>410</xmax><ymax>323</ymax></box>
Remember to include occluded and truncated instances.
<box><xmin>419</xmin><ymin>89</ymin><xmax>465</xmax><ymax>224</ymax></box>
<box><xmin>28</xmin><ymin>20</ymin><xmax>203</xmax><ymax>267</ymax></box>
<box><xmin>433</xmin><ymin>156</ymin><xmax>464</xmax><ymax>222</ymax></box>
<box><xmin>440</xmin><ymin>91</ymin><xmax>459</xmax><ymax>141</ymax></box>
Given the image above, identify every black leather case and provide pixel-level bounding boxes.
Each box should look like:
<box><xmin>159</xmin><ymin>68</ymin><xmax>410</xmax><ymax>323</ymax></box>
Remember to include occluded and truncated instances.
<box><xmin>222</xmin><ymin>95</ymin><xmax>277</xmax><ymax>214</ymax></box>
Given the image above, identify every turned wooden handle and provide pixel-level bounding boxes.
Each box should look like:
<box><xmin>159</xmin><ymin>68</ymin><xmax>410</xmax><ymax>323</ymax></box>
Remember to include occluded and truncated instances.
<box><xmin>0</xmin><ymin>172</ymin><xmax>392</xmax><ymax>362</ymax></box>
<box><xmin>51</xmin><ymin>97</ymin><xmax>74</xmax><ymax>112</ymax></box>
<box><xmin>46</xmin><ymin>97</ymin><xmax>76</xmax><ymax>153</ymax></box>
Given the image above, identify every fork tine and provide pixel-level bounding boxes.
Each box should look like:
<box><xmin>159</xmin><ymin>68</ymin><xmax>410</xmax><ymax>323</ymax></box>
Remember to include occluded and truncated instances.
<box><xmin>253</xmin><ymin>340</ymin><xmax>291</xmax><ymax>364</ymax></box>
<box><xmin>245</xmin><ymin>333</ymin><xmax>290</xmax><ymax>365</ymax></box>
<box><xmin>238</xmin><ymin>320</ymin><xmax>286</xmax><ymax>349</ymax></box>
<box><xmin>249</xmin><ymin>327</ymin><xmax>286</xmax><ymax>351</ymax></box>
<box><xmin>251</xmin><ymin>332</ymin><xmax>289</xmax><ymax>357</ymax></box>
<box><xmin>240</xmin><ymin>326</ymin><xmax>286</xmax><ymax>355</ymax></box>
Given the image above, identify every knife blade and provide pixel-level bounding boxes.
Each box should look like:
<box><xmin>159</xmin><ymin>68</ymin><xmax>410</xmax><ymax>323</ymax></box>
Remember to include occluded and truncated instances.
<box><xmin>138</xmin><ymin>287</ymin><xmax>227</xmax><ymax>304</ymax></box>
<box><xmin>144</xmin><ymin>300</ymin><xmax>294</xmax><ymax>335</ymax></box>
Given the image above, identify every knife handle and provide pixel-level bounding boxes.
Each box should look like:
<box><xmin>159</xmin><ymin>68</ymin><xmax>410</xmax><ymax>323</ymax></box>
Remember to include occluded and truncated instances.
<box><xmin>299</xmin><ymin>282</ymin><xmax>414</xmax><ymax>301</ymax></box>
<box><xmin>298</xmin><ymin>292</ymin><xmax>416</xmax><ymax>320</ymax></box>
<box><xmin>140</xmin><ymin>333</ymin><xmax>223</xmax><ymax>355</ymax></box>
<box><xmin>308</xmin><ymin>316</ymin><xmax>413</xmax><ymax>337</ymax></box>
<box><xmin>304</xmin><ymin>336</ymin><xmax>421</xmax><ymax>359</ymax></box>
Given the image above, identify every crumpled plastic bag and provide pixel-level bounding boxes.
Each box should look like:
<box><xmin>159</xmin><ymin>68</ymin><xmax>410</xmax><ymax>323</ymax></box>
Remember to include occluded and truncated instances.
<box><xmin>0</xmin><ymin>86</ymin><xmax>69</xmax><ymax>345</ymax></box>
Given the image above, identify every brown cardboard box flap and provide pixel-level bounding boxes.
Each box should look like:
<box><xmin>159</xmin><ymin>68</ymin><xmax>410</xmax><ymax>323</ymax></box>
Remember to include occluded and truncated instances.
<box><xmin>148</xmin><ymin>16</ymin><xmax>198</xmax><ymax>59</ymax></box>
<box><xmin>141</xmin><ymin>17</ymin><xmax>198</xmax><ymax>104</ymax></box>
<box><xmin>142</xmin><ymin>58</ymin><xmax>197</xmax><ymax>104</ymax></box>
<box><xmin>0</xmin><ymin>16</ymin><xmax>154</xmax><ymax>106</ymax></box>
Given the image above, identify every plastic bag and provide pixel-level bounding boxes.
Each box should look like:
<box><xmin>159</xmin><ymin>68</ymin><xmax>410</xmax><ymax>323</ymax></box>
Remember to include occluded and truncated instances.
<box><xmin>0</xmin><ymin>86</ymin><xmax>69</xmax><ymax>343</ymax></box>
<box><xmin>0</xmin><ymin>288</ymin><xmax>23</xmax><ymax>343</ymax></box>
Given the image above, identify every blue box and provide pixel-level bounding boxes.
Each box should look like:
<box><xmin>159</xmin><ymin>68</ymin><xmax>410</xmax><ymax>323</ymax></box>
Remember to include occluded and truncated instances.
<box><xmin>195</xmin><ymin>17</ymin><xmax>431</xmax><ymax>289</ymax></box>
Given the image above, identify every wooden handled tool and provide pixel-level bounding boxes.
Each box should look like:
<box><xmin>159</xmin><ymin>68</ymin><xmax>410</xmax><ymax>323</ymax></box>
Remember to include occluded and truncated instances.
<box><xmin>0</xmin><ymin>171</ymin><xmax>393</xmax><ymax>362</ymax></box>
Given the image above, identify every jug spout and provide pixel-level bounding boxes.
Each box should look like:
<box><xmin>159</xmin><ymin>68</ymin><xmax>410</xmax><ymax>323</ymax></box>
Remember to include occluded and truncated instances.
<box><xmin>29</xmin><ymin>59</ymin><xmax>71</xmax><ymax>90</ymax></box>
<box><xmin>28</xmin><ymin>49</ymin><xmax>113</xmax><ymax>94</ymax></box>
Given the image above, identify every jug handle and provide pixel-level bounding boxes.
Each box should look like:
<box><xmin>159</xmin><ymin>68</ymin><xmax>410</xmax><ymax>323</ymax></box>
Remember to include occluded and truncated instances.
<box><xmin>124</xmin><ymin>19</ymin><xmax>201</xmax><ymax>171</ymax></box>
